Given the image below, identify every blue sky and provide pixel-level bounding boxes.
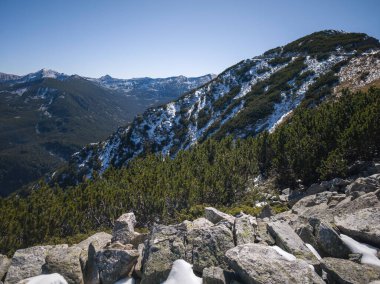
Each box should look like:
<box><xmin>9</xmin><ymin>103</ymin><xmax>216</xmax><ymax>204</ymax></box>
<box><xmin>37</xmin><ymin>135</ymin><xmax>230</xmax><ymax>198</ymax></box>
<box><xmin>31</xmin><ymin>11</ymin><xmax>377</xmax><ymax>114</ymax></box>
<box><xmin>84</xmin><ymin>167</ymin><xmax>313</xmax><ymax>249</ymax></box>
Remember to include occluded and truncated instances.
<box><xmin>1</xmin><ymin>0</ymin><xmax>379</xmax><ymax>78</ymax></box>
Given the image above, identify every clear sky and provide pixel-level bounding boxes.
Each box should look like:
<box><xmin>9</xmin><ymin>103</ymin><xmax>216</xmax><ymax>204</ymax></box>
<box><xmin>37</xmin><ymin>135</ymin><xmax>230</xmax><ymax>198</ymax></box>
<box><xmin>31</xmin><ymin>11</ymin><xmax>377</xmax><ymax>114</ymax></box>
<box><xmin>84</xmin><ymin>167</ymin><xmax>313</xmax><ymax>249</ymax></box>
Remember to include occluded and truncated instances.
<box><xmin>1</xmin><ymin>0</ymin><xmax>379</xmax><ymax>79</ymax></box>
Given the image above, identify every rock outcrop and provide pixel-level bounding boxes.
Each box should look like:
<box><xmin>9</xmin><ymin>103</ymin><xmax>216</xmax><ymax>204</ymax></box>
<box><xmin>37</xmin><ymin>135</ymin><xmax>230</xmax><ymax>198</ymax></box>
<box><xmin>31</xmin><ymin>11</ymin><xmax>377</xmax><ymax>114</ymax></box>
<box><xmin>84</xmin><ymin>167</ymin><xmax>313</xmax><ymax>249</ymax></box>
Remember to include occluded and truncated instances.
<box><xmin>0</xmin><ymin>255</ymin><xmax>10</xmax><ymax>282</ymax></box>
<box><xmin>225</xmin><ymin>243</ymin><xmax>324</xmax><ymax>283</ymax></box>
<box><xmin>4</xmin><ymin>244</ymin><xmax>68</xmax><ymax>284</ymax></box>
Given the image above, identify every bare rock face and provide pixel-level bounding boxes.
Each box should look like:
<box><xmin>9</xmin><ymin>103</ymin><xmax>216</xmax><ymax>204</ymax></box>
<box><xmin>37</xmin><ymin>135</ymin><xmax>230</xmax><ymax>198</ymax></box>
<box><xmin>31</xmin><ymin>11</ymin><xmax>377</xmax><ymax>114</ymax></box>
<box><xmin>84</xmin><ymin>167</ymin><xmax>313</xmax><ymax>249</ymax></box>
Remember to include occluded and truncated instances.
<box><xmin>44</xmin><ymin>246</ymin><xmax>83</xmax><ymax>284</ymax></box>
<box><xmin>225</xmin><ymin>243</ymin><xmax>324</xmax><ymax>284</ymax></box>
<box><xmin>233</xmin><ymin>213</ymin><xmax>257</xmax><ymax>245</ymax></box>
<box><xmin>334</xmin><ymin>207</ymin><xmax>380</xmax><ymax>247</ymax></box>
<box><xmin>4</xmin><ymin>244</ymin><xmax>68</xmax><ymax>284</ymax></box>
<box><xmin>95</xmin><ymin>242</ymin><xmax>139</xmax><ymax>284</ymax></box>
<box><xmin>321</xmin><ymin>257</ymin><xmax>380</xmax><ymax>284</ymax></box>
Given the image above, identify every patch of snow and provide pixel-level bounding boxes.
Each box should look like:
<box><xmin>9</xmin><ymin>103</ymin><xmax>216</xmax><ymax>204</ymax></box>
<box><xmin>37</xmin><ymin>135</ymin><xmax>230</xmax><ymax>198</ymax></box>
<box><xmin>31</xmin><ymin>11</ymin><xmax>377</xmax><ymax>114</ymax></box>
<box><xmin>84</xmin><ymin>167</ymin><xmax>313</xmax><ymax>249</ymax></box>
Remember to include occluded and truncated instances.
<box><xmin>10</xmin><ymin>88</ymin><xmax>27</xmax><ymax>96</ymax></box>
<box><xmin>340</xmin><ymin>234</ymin><xmax>380</xmax><ymax>267</ymax></box>
<box><xmin>272</xmin><ymin>245</ymin><xmax>297</xmax><ymax>261</ymax></box>
<box><xmin>306</xmin><ymin>243</ymin><xmax>322</xmax><ymax>260</ymax></box>
<box><xmin>114</xmin><ymin>277</ymin><xmax>135</xmax><ymax>284</ymax></box>
<box><xmin>19</xmin><ymin>273</ymin><xmax>68</xmax><ymax>284</ymax></box>
<box><xmin>163</xmin><ymin>259</ymin><xmax>202</xmax><ymax>284</ymax></box>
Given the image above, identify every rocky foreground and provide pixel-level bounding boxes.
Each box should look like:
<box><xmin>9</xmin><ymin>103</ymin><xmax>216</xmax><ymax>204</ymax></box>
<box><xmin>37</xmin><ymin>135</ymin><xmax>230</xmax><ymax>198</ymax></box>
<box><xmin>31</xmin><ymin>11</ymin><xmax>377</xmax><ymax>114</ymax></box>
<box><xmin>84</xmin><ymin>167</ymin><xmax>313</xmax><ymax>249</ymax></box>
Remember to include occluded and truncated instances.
<box><xmin>1</xmin><ymin>166</ymin><xmax>380</xmax><ymax>283</ymax></box>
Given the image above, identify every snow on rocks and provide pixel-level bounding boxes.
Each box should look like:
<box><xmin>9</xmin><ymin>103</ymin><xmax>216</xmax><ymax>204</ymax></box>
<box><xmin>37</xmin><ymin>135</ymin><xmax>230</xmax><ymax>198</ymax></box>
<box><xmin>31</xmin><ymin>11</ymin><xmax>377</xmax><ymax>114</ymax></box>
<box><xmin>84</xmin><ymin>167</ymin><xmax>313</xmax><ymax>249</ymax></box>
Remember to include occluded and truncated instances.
<box><xmin>162</xmin><ymin>259</ymin><xmax>202</xmax><ymax>284</ymax></box>
<box><xmin>17</xmin><ymin>273</ymin><xmax>68</xmax><ymax>284</ymax></box>
<box><xmin>340</xmin><ymin>234</ymin><xmax>380</xmax><ymax>267</ymax></box>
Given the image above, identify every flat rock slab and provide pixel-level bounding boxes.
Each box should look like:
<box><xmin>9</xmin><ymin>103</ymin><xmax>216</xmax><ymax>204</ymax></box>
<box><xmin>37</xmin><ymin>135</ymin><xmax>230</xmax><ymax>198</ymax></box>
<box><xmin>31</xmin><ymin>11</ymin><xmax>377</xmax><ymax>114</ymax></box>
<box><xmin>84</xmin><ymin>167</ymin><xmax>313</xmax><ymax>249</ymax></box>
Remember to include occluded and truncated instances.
<box><xmin>226</xmin><ymin>243</ymin><xmax>324</xmax><ymax>284</ymax></box>
<box><xmin>334</xmin><ymin>207</ymin><xmax>380</xmax><ymax>247</ymax></box>
<box><xmin>322</xmin><ymin>257</ymin><xmax>380</xmax><ymax>284</ymax></box>
<box><xmin>268</xmin><ymin>221</ymin><xmax>317</xmax><ymax>264</ymax></box>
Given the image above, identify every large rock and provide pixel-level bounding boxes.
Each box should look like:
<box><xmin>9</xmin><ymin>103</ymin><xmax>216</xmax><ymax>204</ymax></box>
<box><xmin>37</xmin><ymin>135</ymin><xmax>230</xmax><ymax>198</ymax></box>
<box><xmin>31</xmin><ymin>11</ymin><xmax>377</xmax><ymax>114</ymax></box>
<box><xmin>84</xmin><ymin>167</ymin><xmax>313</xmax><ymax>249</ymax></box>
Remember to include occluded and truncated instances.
<box><xmin>141</xmin><ymin>224</ymin><xmax>187</xmax><ymax>284</ymax></box>
<box><xmin>321</xmin><ymin>257</ymin><xmax>380</xmax><ymax>284</ymax></box>
<box><xmin>233</xmin><ymin>214</ymin><xmax>257</xmax><ymax>245</ymax></box>
<box><xmin>225</xmin><ymin>243</ymin><xmax>324</xmax><ymax>284</ymax></box>
<box><xmin>0</xmin><ymin>255</ymin><xmax>11</xmax><ymax>281</ymax></box>
<box><xmin>4</xmin><ymin>244</ymin><xmax>68</xmax><ymax>284</ymax></box>
<box><xmin>186</xmin><ymin>224</ymin><xmax>235</xmax><ymax>272</ymax></box>
<box><xmin>334</xmin><ymin>207</ymin><xmax>380</xmax><ymax>247</ymax></box>
<box><xmin>95</xmin><ymin>242</ymin><xmax>139</xmax><ymax>284</ymax></box>
<box><xmin>112</xmin><ymin>213</ymin><xmax>138</xmax><ymax>245</ymax></box>
<box><xmin>202</xmin><ymin>266</ymin><xmax>232</xmax><ymax>284</ymax></box>
<box><xmin>255</xmin><ymin>220</ymin><xmax>275</xmax><ymax>245</ymax></box>
<box><xmin>44</xmin><ymin>246</ymin><xmax>83</xmax><ymax>284</ymax></box>
<box><xmin>182</xmin><ymin>218</ymin><xmax>213</xmax><ymax>231</ymax></box>
<box><xmin>77</xmin><ymin>232</ymin><xmax>112</xmax><ymax>266</ymax></box>
<box><xmin>345</xmin><ymin>174</ymin><xmax>380</xmax><ymax>195</ymax></box>
<box><xmin>309</xmin><ymin>218</ymin><xmax>351</xmax><ymax>258</ymax></box>
<box><xmin>267</xmin><ymin>221</ymin><xmax>318</xmax><ymax>264</ymax></box>
<box><xmin>205</xmin><ymin>207</ymin><xmax>235</xmax><ymax>226</ymax></box>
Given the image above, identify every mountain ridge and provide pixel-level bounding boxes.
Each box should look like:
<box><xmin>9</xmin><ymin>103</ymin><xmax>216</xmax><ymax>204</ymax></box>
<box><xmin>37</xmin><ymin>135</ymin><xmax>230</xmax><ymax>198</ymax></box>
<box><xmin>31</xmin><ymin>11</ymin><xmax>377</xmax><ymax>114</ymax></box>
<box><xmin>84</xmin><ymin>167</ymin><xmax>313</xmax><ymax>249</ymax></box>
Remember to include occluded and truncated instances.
<box><xmin>54</xmin><ymin>30</ymin><xmax>380</xmax><ymax>186</ymax></box>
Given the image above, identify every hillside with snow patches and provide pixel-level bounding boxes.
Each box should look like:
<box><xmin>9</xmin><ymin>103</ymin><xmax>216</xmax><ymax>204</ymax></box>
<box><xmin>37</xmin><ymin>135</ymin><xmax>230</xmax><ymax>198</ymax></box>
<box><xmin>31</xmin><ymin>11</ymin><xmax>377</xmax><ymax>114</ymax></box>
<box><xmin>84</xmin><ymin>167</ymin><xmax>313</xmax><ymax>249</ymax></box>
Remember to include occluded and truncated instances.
<box><xmin>55</xmin><ymin>30</ymin><xmax>380</xmax><ymax>185</ymax></box>
<box><xmin>0</xmin><ymin>70</ymin><xmax>213</xmax><ymax>196</ymax></box>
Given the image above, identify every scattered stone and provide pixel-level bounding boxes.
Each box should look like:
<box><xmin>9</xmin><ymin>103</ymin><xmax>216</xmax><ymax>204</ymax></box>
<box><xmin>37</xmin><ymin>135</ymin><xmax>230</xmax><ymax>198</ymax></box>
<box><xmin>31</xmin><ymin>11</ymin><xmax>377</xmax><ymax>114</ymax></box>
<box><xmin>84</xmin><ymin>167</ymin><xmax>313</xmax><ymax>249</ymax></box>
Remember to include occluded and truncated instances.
<box><xmin>44</xmin><ymin>246</ymin><xmax>83</xmax><ymax>284</ymax></box>
<box><xmin>258</xmin><ymin>205</ymin><xmax>274</xmax><ymax>218</ymax></box>
<box><xmin>4</xmin><ymin>244</ymin><xmax>68</xmax><ymax>284</ymax></box>
<box><xmin>202</xmin><ymin>266</ymin><xmax>232</xmax><ymax>284</ymax></box>
<box><xmin>141</xmin><ymin>224</ymin><xmax>187</xmax><ymax>284</ymax></box>
<box><xmin>112</xmin><ymin>212</ymin><xmax>138</xmax><ymax>245</ymax></box>
<box><xmin>268</xmin><ymin>221</ymin><xmax>318</xmax><ymax>264</ymax></box>
<box><xmin>349</xmin><ymin>253</ymin><xmax>362</xmax><ymax>263</ymax></box>
<box><xmin>233</xmin><ymin>213</ymin><xmax>257</xmax><ymax>245</ymax></box>
<box><xmin>309</xmin><ymin>218</ymin><xmax>351</xmax><ymax>258</ymax></box>
<box><xmin>255</xmin><ymin>220</ymin><xmax>275</xmax><ymax>245</ymax></box>
<box><xmin>226</xmin><ymin>243</ymin><xmax>324</xmax><ymax>284</ymax></box>
<box><xmin>321</xmin><ymin>257</ymin><xmax>380</xmax><ymax>284</ymax></box>
<box><xmin>95</xmin><ymin>242</ymin><xmax>139</xmax><ymax>284</ymax></box>
<box><xmin>345</xmin><ymin>174</ymin><xmax>380</xmax><ymax>195</ymax></box>
<box><xmin>204</xmin><ymin>207</ymin><xmax>235</xmax><ymax>226</ymax></box>
<box><xmin>334</xmin><ymin>207</ymin><xmax>380</xmax><ymax>247</ymax></box>
<box><xmin>186</xmin><ymin>224</ymin><xmax>235</xmax><ymax>272</ymax></box>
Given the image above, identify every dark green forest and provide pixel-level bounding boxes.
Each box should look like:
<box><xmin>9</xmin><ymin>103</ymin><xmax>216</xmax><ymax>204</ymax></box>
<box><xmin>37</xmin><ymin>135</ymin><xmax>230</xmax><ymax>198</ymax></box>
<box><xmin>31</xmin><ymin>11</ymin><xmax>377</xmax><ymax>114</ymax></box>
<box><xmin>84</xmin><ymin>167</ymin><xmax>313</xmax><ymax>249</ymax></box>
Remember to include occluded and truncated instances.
<box><xmin>0</xmin><ymin>87</ymin><xmax>379</xmax><ymax>256</ymax></box>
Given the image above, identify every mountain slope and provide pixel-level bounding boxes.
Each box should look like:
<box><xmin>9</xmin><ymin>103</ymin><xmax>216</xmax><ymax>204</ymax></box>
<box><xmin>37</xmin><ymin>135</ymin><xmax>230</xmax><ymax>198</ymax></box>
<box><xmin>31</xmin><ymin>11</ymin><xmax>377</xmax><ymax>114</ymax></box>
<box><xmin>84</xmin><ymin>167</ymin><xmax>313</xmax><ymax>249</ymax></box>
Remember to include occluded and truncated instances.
<box><xmin>0</xmin><ymin>72</ymin><xmax>213</xmax><ymax>196</ymax></box>
<box><xmin>55</xmin><ymin>31</ymin><xmax>380</xmax><ymax>186</ymax></box>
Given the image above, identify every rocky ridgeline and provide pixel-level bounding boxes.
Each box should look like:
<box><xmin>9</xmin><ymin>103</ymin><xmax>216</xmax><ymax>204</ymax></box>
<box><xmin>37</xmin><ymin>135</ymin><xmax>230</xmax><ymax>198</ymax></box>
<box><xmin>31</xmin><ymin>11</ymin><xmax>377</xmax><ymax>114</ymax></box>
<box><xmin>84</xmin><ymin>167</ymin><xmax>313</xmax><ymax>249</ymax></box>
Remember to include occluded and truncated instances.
<box><xmin>1</xmin><ymin>168</ymin><xmax>380</xmax><ymax>283</ymax></box>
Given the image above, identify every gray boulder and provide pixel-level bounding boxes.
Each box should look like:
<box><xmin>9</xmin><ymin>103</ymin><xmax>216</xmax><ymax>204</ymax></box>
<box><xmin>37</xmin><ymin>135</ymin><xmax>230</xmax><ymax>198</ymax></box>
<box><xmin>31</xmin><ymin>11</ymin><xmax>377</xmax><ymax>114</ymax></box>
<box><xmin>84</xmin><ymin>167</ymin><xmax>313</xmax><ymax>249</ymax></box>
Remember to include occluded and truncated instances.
<box><xmin>205</xmin><ymin>207</ymin><xmax>235</xmax><ymax>226</ymax></box>
<box><xmin>321</xmin><ymin>257</ymin><xmax>380</xmax><ymax>284</ymax></box>
<box><xmin>182</xmin><ymin>218</ymin><xmax>213</xmax><ymax>232</ymax></box>
<box><xmin>334</xmin><ymin>207</ymin><xmax>380</xmax><ymax>247</ymax></box>
<box><xmin>255</xmin><ymin>220</ymin><xmax>275</xmax><ymax>245</ymax></box>
<box><xmin>95</xmin><ymin>242</ymin><xmax>139</xmax><ymax>284</ymax></box>
<box><xmin>112</xmin><ymin>212</ymin><xmax>139</xmax><ymax>245</ymax></box>
<box><xmin>77</xmin><ymin>232</ymin><xmax>112</xmax><ymax>273</ymax></box>
<box><xmin>186</xmin><ymin>224</ymin><xmax>235</xmax><ymax>273</ymax></box>
<box><xmin>309</xmin><ymin>218</ymin><xmax>351</xmax><ymax>258</ymax></box>
<box><xmin>0</xmin><ymin>255</ymin><xmax>11</xmax><ymax>282</ymax></box>
<box><xmin>202</xmin><ymin>267</ymin><xmax>232</xmax><ymax>284</ymax></box>
<box><xmin>267</xmin><ymin>221</ymin><xmax>318</xmax><ymax>264</ymax></box>
<box><xmin>346</xmin><ymin>174</ymin><xmax>380</xmax><ymax>195</ymax></box>
<box><xmin>258</xmin><ymin>205</ymin><xmax>274</xmax><ymax>218</ymax></box>
<box><xmin>233</xmin><ymin>214</ymin><xmax>257</xmax><ymax>245</ymax></box>
<box><xmin>226</xmin><ymin>243</ymin><xmax>324</xmax><ymax>284</ymax></box>
<box><xmin>4</xmin><ymin>244</ymin><xmax>68</xmax><ymax>284</ymax></box>
<box><xmin>44</xmin><ymin>246</ymin><xmax>83</xmax><ymax>284</ymax></box>
<box><xmin>141</xmin><ymin>224</ymin><xmax>187</xmax><ymax>284</ymax></box>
